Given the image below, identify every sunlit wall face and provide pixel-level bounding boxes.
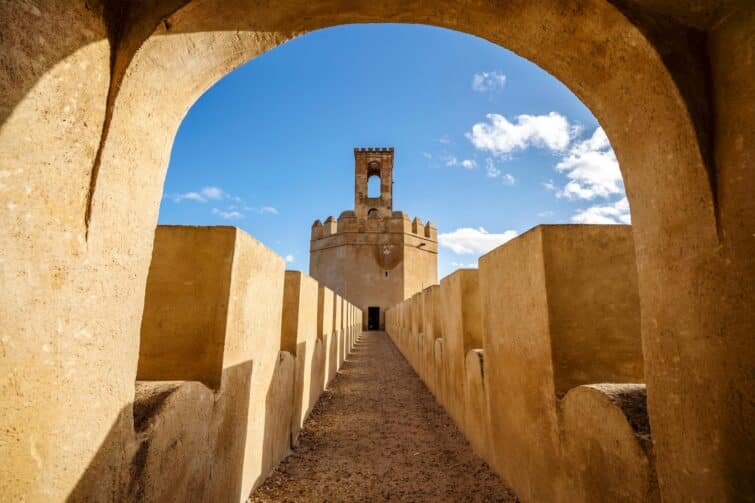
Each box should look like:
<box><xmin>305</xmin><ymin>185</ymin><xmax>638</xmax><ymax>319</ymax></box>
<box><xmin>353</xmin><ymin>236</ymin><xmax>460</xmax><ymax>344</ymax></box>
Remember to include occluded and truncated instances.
<box><xmin>159</xmin><ymin>23</ymin><xmax>627</xmax><ymax>279</ymax></box>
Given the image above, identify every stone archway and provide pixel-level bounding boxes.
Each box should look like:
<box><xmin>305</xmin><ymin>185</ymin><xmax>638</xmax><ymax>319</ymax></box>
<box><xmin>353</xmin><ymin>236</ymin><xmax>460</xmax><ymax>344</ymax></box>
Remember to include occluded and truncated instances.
<box><xmin>0</xmin><ymin>1</ymin><xmax>752</xmax><ymax>501</ymax></box>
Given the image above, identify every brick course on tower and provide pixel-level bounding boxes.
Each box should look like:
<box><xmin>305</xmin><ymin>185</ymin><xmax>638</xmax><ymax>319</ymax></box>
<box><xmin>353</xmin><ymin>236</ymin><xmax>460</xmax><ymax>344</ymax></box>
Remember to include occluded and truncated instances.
<box><xmin>309</xmin><ymin>147</ymin><xmax>438</xmax><ymax>330</ymax></box>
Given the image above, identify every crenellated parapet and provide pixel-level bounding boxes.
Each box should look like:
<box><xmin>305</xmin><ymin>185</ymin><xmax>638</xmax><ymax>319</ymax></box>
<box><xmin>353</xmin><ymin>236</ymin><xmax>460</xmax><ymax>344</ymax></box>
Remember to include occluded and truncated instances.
<box><xmin>385</xmin><ymin>224</ymin><xmax>652</xmax><ymax>503</ymax></box>
<box><xmin>310</xmin><ymin>211</ymin><xmax>437</xmax><ymax>245</ymax></box>
<box><xmin>130</xmin><ymin>225</ymin><xmax>363</xmax><ymax>501</ymax></box>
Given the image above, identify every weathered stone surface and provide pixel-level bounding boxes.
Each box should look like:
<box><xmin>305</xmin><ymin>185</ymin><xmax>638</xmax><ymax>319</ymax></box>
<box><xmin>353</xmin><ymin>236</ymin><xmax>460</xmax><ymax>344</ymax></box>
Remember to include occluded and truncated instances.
<box><xmin>463</xmin><ymin>349</ymin><xmax>490</xmax><ymax>463</ymax></box>
<box><xmin>388</xmin><ymin>224</ymin><xmax>652</xmax><ymax>502</ymax></box>
<box><xmin>562</xmin><ymin>383</ymin><xmax>658</xmax><ymax>503</ymax></box>
<box><xmin>138</xmin><ymin>226</ymin><xmax>236</xmax><ymax>389</ymax></box>
<box><xmin>282</xmin><ymin>270</ymin><xmax>320</xmax><ymax>444</ymax></box>
<box><xmin>0</xmin><ymin>1</ymin><xmax>752</xmax><ymax>501</ymax></box>
<box><xmin>440</xmin><ymin>269</ymin><xmax>482</xmax><ymax>430</ymax></box>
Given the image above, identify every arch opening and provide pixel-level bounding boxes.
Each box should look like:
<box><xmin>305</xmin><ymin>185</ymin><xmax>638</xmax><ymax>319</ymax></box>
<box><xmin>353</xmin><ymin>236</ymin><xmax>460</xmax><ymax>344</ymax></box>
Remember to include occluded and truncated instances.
<box><xmin>367</xmin><ymin>174</ymin><xmax>381</xmax><ymax>198</ymax></box>
<box><xmin>0</xmin><ymin>3</ymin><xmax>748</xmax><ymax>503</ymax></box>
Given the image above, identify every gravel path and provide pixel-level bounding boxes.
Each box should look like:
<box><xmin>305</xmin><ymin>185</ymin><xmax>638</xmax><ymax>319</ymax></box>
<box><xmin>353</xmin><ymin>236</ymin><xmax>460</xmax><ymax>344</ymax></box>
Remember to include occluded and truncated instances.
<box><xmin>249</xmin><ymin>331</ymin><xmax>517</xmax><ymax>502</ymax></box>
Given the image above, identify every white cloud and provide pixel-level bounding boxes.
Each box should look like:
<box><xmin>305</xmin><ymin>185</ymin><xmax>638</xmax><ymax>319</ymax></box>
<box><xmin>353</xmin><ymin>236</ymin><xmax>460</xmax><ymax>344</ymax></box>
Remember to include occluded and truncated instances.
<box><xmin>168</xmin><ymin>185</ymin><xmax>229</xmax><ymax>203</ymax></box>
<box><xmin>555</xmin><ymin>127</ymin><xmax>623</xmax><ymax>200</ymax></box>
<box><xmin>571</xmin><ymin>197</ymin><xmax>631</xmax><ymax>224</ymax></box>
<box><xmin>439</xmin><ymin>227</ymin><xmax>518</xmax><ymax>255</ymax></box>
<box><xmin>201</xmin><ymin>186</ymin><xmax>225</xmax><ymax>200</ymax></box>
<box><xmin>438</xmin><ymin>135</ymin><xmax>452</xmax><ymax>145</ymax></box>
<box><xmin>443</xmin><ymin>156</ymin><xmax>476</xmax><ymax>170</ymax></box>
<box><xmin>422</xmin><ymin>152</ymin><xmax>433</xmax><ymax>159</ymax></box>
<box><xmin>170</xmin><ymin>191</ymin><xmax>206</xmax><ymax>203</ymax></box>
<box><xmin>472</xmin><ymin>71</ymin><xmax>507</xmax><ymax>93</ymax></box>
<box><xmin>543</xmin><ymin>179</ymin><xmax>557</xmax><ymax>191</ymax></box>
<box><xmin>211</xmin><ymin>208</ymin><xmax>243</xmax><ymax>220</ymax></box>
<box><xmin>442</xmin><ymin>155</ymin><xmax>458</xmax><ymax>167</ymax></box>
<box><xmin>242</xmin><ymin>205</ymin><xmax>279</xmax><ymax>215</ymax></box>
<box><xmin>467</xmin><ymin>112</ymin><xmax>576</xmax><ymax>156</ymax></box>
<box><xmin>502</xmin><ymin>173</ymin><xmax>516</xmax><ymax>185</ymax></box>
<box><xmin>485</xmin><ymin>158</ymin><xmax>501</xmax><ymax>178</ymax></box>
<box><xmin>285</xmin><ymin>254</ymin><xmax>295</xmax><ymax>263</ymax></box>
<box><xmin>451</xmin><ymin>261</ymin><xmax>478</xmax><ymax>269</ymax></box>
<box><xmin>258</xmin><ymin>206</ymin><xmax>279</xmax><ymax>215</ymax></box>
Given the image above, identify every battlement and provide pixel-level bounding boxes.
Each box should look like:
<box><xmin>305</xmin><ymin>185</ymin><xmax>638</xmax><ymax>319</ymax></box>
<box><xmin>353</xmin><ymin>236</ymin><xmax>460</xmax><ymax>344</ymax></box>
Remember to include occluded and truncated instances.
<box><xmin>354</xmin><ymin>147</ymin><xmax>394</xmax><ymax>154</ymax></box>
<box><xmin>310</xmin><ymin>212</ymin><xmax>438</xmax><ymax>242</ymax></box>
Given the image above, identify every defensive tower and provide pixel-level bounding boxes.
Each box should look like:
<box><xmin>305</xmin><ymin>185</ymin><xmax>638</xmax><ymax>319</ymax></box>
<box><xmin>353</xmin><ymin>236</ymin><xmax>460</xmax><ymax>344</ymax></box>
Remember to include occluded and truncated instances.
<box><xmin>310</xmin><ymin>148</ymin><xmax>438</xmax><ymax>330</ymax></box>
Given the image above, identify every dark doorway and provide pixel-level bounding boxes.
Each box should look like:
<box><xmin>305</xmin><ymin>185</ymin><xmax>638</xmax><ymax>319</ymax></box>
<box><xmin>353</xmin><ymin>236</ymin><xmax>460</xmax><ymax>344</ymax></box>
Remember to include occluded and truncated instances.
<box><xmin>368</xmin><ymin>307</ymin><xmax>380</xmax><ymax>330</ymax></box>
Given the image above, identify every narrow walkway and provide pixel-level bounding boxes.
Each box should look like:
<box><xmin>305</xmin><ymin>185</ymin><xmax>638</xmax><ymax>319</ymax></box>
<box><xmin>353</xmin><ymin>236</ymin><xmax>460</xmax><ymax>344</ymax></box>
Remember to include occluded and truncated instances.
<box><xmin>250</xmin><ymin>331</ymin><xmax>517</xmax><ymax>502</ymax></box>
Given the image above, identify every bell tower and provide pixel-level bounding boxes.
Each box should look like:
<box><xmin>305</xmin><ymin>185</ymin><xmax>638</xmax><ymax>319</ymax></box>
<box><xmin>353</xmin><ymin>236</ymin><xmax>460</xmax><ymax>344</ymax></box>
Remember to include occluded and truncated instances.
<box><xmin>354</xmin><ymin>147</ymin><xmax>393</xmax><ymax>220</ymax></box>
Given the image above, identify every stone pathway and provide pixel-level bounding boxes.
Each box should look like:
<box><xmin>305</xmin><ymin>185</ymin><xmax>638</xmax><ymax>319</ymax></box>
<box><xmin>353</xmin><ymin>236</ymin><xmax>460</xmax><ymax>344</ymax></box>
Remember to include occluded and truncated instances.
<box><xmin>249</xmin><ymin>331</ymin><xmax>517</xmax><ymax>502</ymax></box>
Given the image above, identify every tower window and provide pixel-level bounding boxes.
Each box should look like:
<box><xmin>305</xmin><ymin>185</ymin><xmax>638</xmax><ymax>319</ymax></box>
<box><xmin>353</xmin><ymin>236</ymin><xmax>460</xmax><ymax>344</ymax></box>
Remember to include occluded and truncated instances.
<box><xmin>367</xmin><ymin>174</ymin><xmax>380</xmax><ymax>197</ymax></box>
<box><xmin>368</xmin><ymin>208</ymin><xmax>379</xmax><ymax>218</ymax></box>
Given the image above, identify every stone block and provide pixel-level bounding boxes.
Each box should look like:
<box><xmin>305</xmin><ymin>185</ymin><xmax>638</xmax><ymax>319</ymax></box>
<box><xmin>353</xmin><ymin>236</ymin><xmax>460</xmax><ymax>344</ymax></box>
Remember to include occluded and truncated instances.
<box><xmin>440</xmin><ymin>269</ymin><xmax>482</xmax><ymax>429</ymax></box>
<box><xmin>137</xmin><ymin>226</ymin><xmax>236</xmax><ymax>389</ymax></box>
<box><xmin>478</xmin><ymin>225</ymin><xmax>643</xmax><ymax>502</ymax></box>
<box><xmin>562</xmin><ymin>384</ymin><xmax>658</xmax><ymax>502</ymax></box>
<box><xmin>464</xmin><ymin>349</ymin><xmax>490</xmax><ymax>463</ymax></box>
<box><xmin>282</xmin><ymin>271</ymin><xmax>320</xmax><ymax>444</ymax></box>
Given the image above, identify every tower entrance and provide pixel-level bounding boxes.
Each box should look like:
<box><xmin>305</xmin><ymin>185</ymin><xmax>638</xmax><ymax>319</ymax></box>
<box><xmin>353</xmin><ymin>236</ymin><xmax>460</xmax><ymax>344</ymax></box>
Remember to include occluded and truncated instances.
<box><xmin>368</xmin><ymin>307</ymin><xmax>381</xmax><ymax>331</ymax></box>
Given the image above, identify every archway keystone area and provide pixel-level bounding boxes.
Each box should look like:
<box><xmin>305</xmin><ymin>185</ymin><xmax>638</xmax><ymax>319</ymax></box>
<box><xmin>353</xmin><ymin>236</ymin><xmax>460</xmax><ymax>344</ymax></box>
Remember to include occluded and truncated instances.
<box><xmin>0</xmin><ymin>1</ymin><xmax>752</xmax><ymax>501</ymax></box>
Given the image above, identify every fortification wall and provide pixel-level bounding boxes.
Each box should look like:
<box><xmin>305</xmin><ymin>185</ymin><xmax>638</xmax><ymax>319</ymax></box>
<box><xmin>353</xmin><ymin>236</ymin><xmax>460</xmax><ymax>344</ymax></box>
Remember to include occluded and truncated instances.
<box><xmin>386</xmin><ymin>224</ymin><xmax>654</xmax><ymax>503</ymax></box>
<box><xmin>67</xmin><ymin>226</ymin><xmax>362</xmax><ymax>502</ymax></box>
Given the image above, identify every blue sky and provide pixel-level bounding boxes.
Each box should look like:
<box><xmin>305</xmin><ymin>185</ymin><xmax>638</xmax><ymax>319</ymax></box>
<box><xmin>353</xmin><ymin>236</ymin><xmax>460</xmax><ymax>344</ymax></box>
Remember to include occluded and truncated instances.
<box><xmin>159</xmin><ymin>24</ymin><xmax>629</xmax><ymax>279</ymax></box>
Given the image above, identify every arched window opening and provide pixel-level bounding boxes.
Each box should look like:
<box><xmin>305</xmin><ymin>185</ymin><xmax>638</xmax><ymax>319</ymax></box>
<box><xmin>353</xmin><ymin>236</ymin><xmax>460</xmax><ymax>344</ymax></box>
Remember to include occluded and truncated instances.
<box><xmin>368</xmin><ymin>208</ymin><xmax>379</xmax><ymax>218</ymax></box>
<box><xmin>367</xmin><ymin>174</ymin><xmax>381</xmax><ymax>198</ymax></box>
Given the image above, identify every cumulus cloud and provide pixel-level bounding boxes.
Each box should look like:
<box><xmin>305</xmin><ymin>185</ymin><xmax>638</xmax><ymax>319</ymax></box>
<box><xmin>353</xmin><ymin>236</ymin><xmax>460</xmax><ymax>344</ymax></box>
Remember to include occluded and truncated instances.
<box><xmin>555</xmin><ymin>127</ymin><xmax>623</xmax><ymax>200</ymax></box>
<box><xmin>571</xmin><ymin>197</ymin><xmax>631</xmax><ymax>224</ymax></box>
<box><xmin>472</xmin><ymin>71</ymin><xmax>507</xmax><ymax>93</ymax></box>
<box><xmin>285</xmin><ymin>254</ymin><xmax>295</xmax><ymax>263</ymax></box>
<box><xmin>460</xmin><ymin>159</ymin><xmax>477</xmax><ymax>170</ymax></box>
<box><xmin>466</xmin><ymin>112</ymin><xmax>576</xmax><ymax>156</ymax></box>
<box><xmin>211</xmin><ymin>208</ymin><xmax>243</xmax><ymax>220</ymax></box>
<box><xmin>502</xmin><ymin>173</ymin><xmax>516</xmax><ymax>186</ymax></box>
<box><xmin>439</xmin><ymin>227</ymin><xmax>518</xmax><ymax>255</ymax></box>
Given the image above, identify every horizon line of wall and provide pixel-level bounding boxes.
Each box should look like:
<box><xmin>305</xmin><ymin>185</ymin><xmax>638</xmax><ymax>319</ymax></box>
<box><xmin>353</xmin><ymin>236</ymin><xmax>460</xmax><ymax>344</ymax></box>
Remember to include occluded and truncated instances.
<box><xmin>65</xmin><ymin>225</ymin><xmax>363</xmax><ymax>502</ymax></box>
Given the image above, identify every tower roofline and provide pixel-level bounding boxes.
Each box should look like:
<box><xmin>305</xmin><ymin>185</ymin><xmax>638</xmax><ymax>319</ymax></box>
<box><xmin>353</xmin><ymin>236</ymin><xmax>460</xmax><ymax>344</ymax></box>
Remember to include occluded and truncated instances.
<box><xmin>354</xmin><ymin>147</ymin><xmax>394</xmax><ymax>153</ymax></box>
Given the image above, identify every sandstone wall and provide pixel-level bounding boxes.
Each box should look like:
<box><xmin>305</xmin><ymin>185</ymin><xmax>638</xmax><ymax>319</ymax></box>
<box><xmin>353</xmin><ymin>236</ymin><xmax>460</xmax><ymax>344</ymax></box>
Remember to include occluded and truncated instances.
<box><xmin>67</xmin><ymin>226</ymin><xmax>362</xmax><ymax>502</ymax></box>
<box><xmin>386</xmin><ymin>224</ymin><xmax>653</xmax><ymax>503</ymax></box>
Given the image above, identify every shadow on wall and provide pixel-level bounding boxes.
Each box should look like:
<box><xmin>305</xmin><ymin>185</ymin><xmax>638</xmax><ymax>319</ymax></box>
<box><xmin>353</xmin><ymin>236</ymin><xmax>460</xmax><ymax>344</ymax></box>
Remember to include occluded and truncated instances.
<box><xmin>67</xmin><ymin>225</ymin><xmax>361</xmax><ymax>502</ymax></box>
<box><xmin>66</xmin><ymin>358</ymin><xmax>296</xmax><ymax>502</ymax></box>
<box><xmin>386</xmin><ymin>224</ymin><xmax>656</xmax><ymax>503</ymax></box>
